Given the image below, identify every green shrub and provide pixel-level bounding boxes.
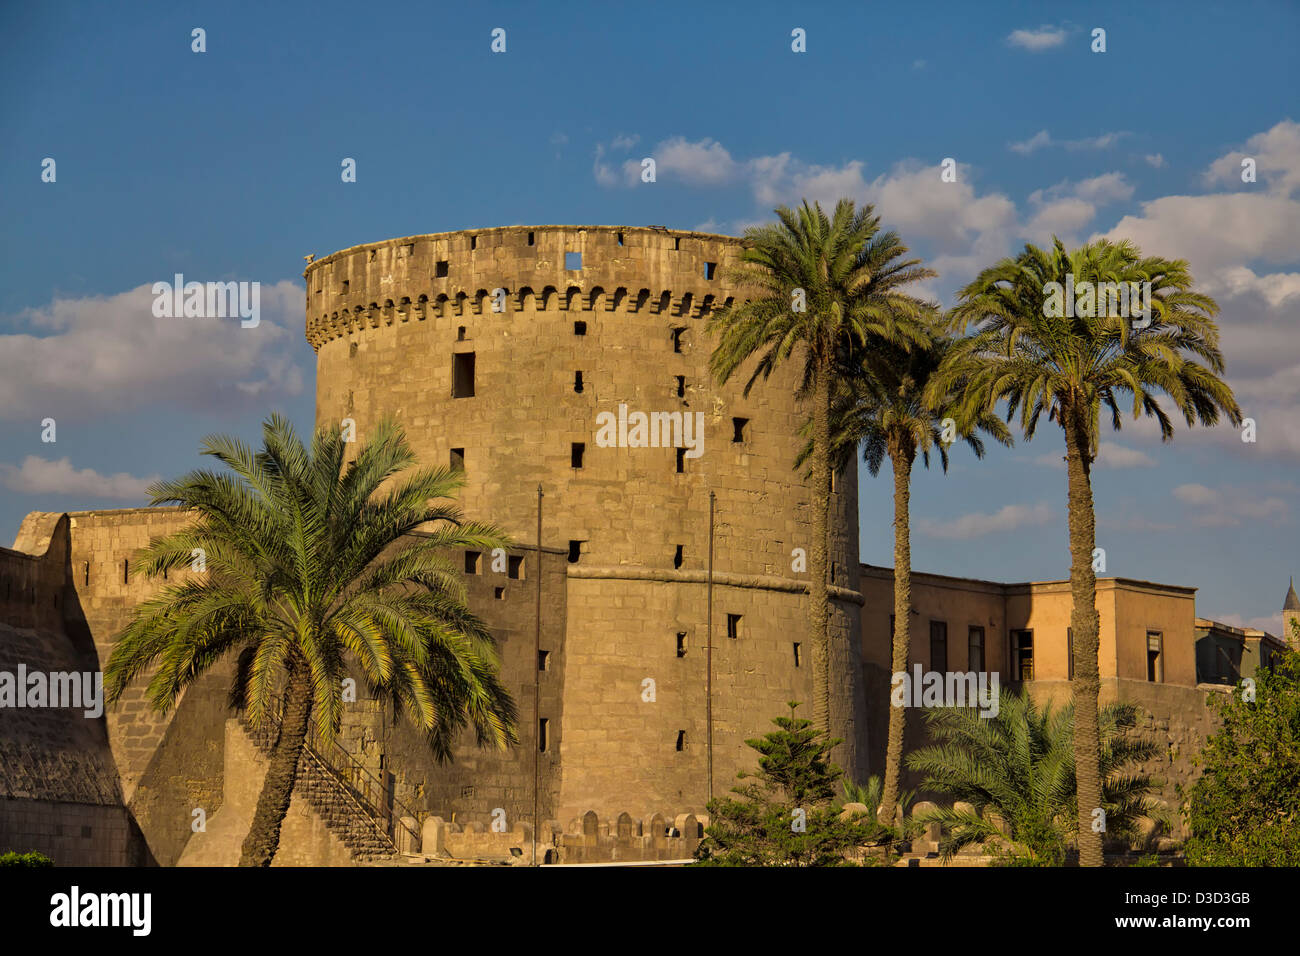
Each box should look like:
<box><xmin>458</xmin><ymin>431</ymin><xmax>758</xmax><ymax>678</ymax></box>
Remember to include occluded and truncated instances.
<box><xmin>0</xmin><ymin>851</ymin><xmax>54</xmax><ymax>867</ymax></box>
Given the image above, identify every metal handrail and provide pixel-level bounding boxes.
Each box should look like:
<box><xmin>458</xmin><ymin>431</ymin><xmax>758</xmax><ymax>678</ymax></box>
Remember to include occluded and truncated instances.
<box><xmin>252</xmin><ymin>699</ymin><xmax>423</xmax><ymax>852</ymax></box>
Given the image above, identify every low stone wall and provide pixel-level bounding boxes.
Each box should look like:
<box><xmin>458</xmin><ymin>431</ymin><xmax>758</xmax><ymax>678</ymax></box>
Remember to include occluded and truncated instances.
<box><xmin>416</xmin><ymin>808</ymin><xmax>706</xmax><ymax>864</ymax></box>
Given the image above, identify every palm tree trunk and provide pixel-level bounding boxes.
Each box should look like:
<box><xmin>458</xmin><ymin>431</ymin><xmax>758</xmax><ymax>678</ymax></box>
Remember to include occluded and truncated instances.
<box><xmin>239</xmin><ymin>660</ymin><xmax>314</xmax><ymax>867</ymax></box>
<box><xmin>1063</xmin><ymin>403</ymin><xmax>1103</xmax><ymax>867</ymax></box>
<box><xmin>879</xmin><ymin>442</ymin><xmax>914</xmax><ymax>827</ymax></box>
<box><xmin>809</xmin><ymin>357</ymin><xmax>833</xmax><ymax>738</ymax></box>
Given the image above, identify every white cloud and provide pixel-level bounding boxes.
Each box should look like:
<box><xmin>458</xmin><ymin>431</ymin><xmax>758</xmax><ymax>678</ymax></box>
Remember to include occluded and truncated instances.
<box><xmin>0</xmin><ymin>456</ymin><xmax>158</xmax><ymax>500</ymax></box>
<box><xmin>1144</xmin><ymin>153</ymin><xmax>1165</xmax><ymax>168</ymax></box>
<box><xmin>1172</xmin><ymin>482</ymin><xmax>1289</xmax><ymax>526</ymax></box>
<box><xmin>1009</xmin><ymin>130</ymin><xmax>1126</xmax><ymax>154</ymax></box>
<box><xmin>1006</xmin><ymin>26</ymin><xmax>1067</xmax><ymax>51</ymax></box>
<box><xmin>1203</xmin><ymin>119</ymin><xmax>1300</xmax><ymax>197</ymax></box>
<box><xmin>0</xmin><ymin>280</ymin><xmax>305</xmax><ymax>422</ymax></box>
<box><xmin>917</xmin><ymin>501</ymin><xmax>1053</xmax><ymax>540</ymax></box>
<box><xmin>1034</xmin><ymin>442</ymin><xmax>1156</xmax><ymax>469</ymax></box>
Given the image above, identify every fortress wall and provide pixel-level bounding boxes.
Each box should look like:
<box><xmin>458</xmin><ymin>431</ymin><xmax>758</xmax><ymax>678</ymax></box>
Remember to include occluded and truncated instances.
<box><xmin>306</xmin><ymin>225</ymin><xmax>868</xmax><ymax>801</ymax></box>
<box><xmin>376</xmin><ymin>544</ymin><xmax>569</xmax><ymax>829</ymax></box>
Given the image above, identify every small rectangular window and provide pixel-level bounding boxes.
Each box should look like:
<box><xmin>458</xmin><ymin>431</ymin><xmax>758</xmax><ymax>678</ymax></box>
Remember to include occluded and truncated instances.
<box><xmin>676</xmin><ymin>632</ymin><xmax>687</xmax><ymax>658</ymax></box>
<box><xmin>704</xmin><ymin>261</ymin><xmax>716</xmax><ymax>280</ymax></box>
<box><xmin>470</xmin><ymin>235</ymin><xmax>477</xmax><ymax>250</ymax></box>
<box><xmin>930</xmin><ymin>621</ymin><xmax>948</xmax><ymax>672</ymax></box>
<box><xmin>675</xmin><ymin>375</ymin><xmax>686</xmax><ymax>398</ymax></box>
<box><xmin>969</xmin><ymin>626</ymin><xmax>985</xmax><ymax>672</ymax></box>
<box><xmin>538</xmin><ymin>650</ymin><xmax>550</xmax><ymax>671</ymax></box>
<box><xmin>450</xmin><ymin>448</ymin><xmax>465</xmax><ymax>471</ymax></box>
<box><xmin>1067</xmin><ymin>627</ymin><xmax>1074</xmax><ymax>680</ymax></box>
<box><xmin>727</xmin><ymin>614</ymin><xmax>741</xmax><ymax>639</ymax></box>
<box><xmin>574</xmin><ymin>320</ymin><xmax>587</xmax><ymax>336</ymax></box>
<box><xmin>673</xmin><ymin>237</ymin><xmax>680</xmax><ymax>250</ymax></box>
<box><xmin>675</xmin><ymin>730</ymin><xmax>686</xmax><ymax>751</ymax></box>
<box><xmin>672</xmin><ymin>328</ymin><xmax>685</xmax><ymax>353</ymax></box>
<box><xmin>793</xmin><ymin>642</ymin><xmax>802</xmax><ymax>667</ymax></box>
<box><xmin>457</xmin><ymin>326</ymin><xmax>467</xmax><ymax>341</ymax></box>
<box><xmin>617</xmin><ymin>232</ymin><xmax>624</xmax><ymax>246</ymax></box>
<box><xmin>435</xmin><ymin>260</ymin><xmax>449</xmax><ymax>278</ymax></box>
<box><xmin>1011</xmin><ymin>629</ymin><xmax>1034</xmax><ymax>681</ymax></box>
<box><xmin>494</xmin><ymin>586</ymin><xmax>505</xmax><ymax>600</ymax></box>
<box><xmin>1147</xmin><ymin>631</ymin><xmax>1163</xmax><ymax>683</ymax></box>
<box><xmin>675</xmin><ymin>447</ymin><xmax>686</xmax><ymax>473</ymax></box>
<box><xmin>452</xmin><ymin>352</ymin><xmax>475</xmax><ymax>398</ymax></box>
<box><xmin>123</xmin><ymin>558</ymin><xmax>129</xmax><ymax>584</ymax></box>
<box><xmin>673</xmin><ymin>545</ymin><xmax>684</xmax><ymax>569</ymax></box>
<box><xmin>732</xmin><ymin>417</ymin><xmax>748</xmax><ymax>443</ymax></box>
<box><xmin>568</xmin><ymin>540</ymin><xmax>584</xmax><ymax>564</ymax></box>
<box><xmin>341</xmin><ymin>280</ymin><xmax>349</xmax><ymax>295</ymax></box>
<box><xmin>465</xmin><ymin>551</ymin><xmax>481</xmax><ymax>574</ymax></box>
<box><xmin>508</xmin><ymin>555</ymin><xmax>524</xmax><ymax>580</ymax></box>
<box><xmin>565</xmin><ymin>251</ymin><xmax>582</xmax><ymax>270</ymax></box>
<box><xmin>574</xmin><ymin>371</ymin><xmax>584</xmax><ymax>393</ymax></box>
<box><xmin>539</xmin><ymin>718</ymin><xmax>549</xmax><ymax>752</ymax></box>
<box><xmin>571</xmin><ymin>442</ymin><xmax>585</xmax><ymax>468</ymax></box>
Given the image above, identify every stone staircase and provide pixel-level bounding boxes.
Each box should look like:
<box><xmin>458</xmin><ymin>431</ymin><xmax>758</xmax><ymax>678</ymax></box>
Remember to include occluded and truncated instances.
<box><xmin>238</xmin><ymin>713</ymin><xmax>399</xmax><ymax>863</ymax></box>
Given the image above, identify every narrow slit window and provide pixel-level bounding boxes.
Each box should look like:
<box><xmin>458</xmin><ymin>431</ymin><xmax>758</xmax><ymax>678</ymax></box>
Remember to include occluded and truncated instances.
<box><xmin>571</xmin><ymin>442</ymin><xmax>585</xmax><ymax>468</ymax></box>
<box><xmin>617</xmin><ymin>231</ymin><xmax>624</xmax><ymax>246</ymax></box>
<box><xmin>727</xmin><ymin>614</ymin><xmax>741</xmax><ymax>639</ymax></box>
<box><xmin>793</xmin><ymin>642</ymin><xmax>801</xmax><ymax>667</ymax></box>
<box><xmin>340</xmin><ymin>280</ymin><xmax>349</xmax><ymax>295</ymax></box>
<box><xmin>457</xmin><ymin>326</ymin><xmax>467</xmax><ymax>341</ymax></box>
<box><xmin>969</xmin><ymin>626</ymin><xmax>985</xmax><ymax>672</ymax></box>
<box><xmin>732</xmin><ymin>417</ymin><xmax>748</xmax><ymax>443</ymax></box>
<box><xmin>539</xmin><ymin>718</ymin><xmax>549</xmax><ymax>752</ymax></box>
<box><xmin>676</xmin><ymin>632</ymin><xmax>687</xmax><ymax>658</ymax></box>
<box><xmin>452</xmin><ymin>352</ymin><xmax>475</xmax><ymax>397</ymax></box>
<box><xmin>704</xmin><ymin>261</ymin><xmax>716</xmax><ymax>280</ymax></box>
<box><xmin>675</xmin><ymin>730</ymin><xmax>686</xmax><ymax>751</ymax></box>
<box><xmin>567</xmin><ymin>540</ymin><xmax>584</xmax><ymax>564</ymax></box>
<box><xmin>675</xmin><ymin>448</ymin><xmax>686</xmax><ymax>473</ymax></box>
<box><xmin>494</xmin><ymin>586</ymin><xmax>505</xmax><ymax>600</ymax></box>
<box><xmin>470</xmin><ymin>235</ymin><xmax>477</xmax><ymax>250</ymax></box>
<box><xmin>122</xmin><ymin>558</ymin><xmax>129</xmax><ymax>584</ymax></box>
<box><xmin>672</xmin><ymin>328</ymin><xmax>685</xmax><ymax>353</ymax></box>
<box><xmin>527</xmin><ymin>231</ymin><xmax>535</xmax><ymax>246</ymax></box>
<box><xmin>538</xmin><ymin>650</ymin><xmax>550</xmax><ymax>671</ymax></box>
<box><xmin>673</xmin><ymin>545</ymin><xmax>684</xmax><ymax>569</ymax></box>
<box><xmin>1147</xmin><ymin>631</ymin><xmax>1163</xmax><ymax>683</ymax></box>
<box><xmin>464</xmin><ymin>551</ymin><xmax>481</xmax><ymax>574</ymax></box>
<box><xmin>574</xmin><ymin>371</ymin><xmax>584</xmax><ymax>393</ymax></box>
<box><xmin>450</xmin><ymin>448</ymin><xmax>465</xmax><ymax>471</ymax></box>
<box><xmin>508</xmin><ymin>555</ymin><xmax>524</xmax><ymax>580</ymax></box>
<box><xmin>930</xmin><ymin>621</ymin><xmax>948</xmax><ymax>672</ymax></box>
<box><xmin>673</xmin><ymin>237</ymin><xmax>680</xmax><ymax>250</ymax></box>
<box><xmin>675</xmin><ymin>375</ymin><xmax>686</xmax><ymax>398</ymax></box>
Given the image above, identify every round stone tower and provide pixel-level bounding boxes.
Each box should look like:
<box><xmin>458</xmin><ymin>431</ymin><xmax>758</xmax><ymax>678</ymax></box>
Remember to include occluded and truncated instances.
<box><xmin>304</xmin><ymin>225</ymin><xmax>866</xmax><ymax>822</ymax></box>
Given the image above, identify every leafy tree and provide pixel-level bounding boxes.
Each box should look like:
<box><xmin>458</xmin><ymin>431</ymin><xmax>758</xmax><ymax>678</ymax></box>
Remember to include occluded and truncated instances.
<box><xmin>907</xmin><ymin>686</ymin><xmax>1161</xmax><ymax>865</ymax></box>
<box><xmin>104</xmin><ymin>414</ymin><xmax>517</xmax><ymax>866</ymax></box>
<box><xmin>708</xmin><ymin>199</ymin><xmax>931</xmax><ymax>758</ymax></box>
<box><xmin>695</xmin><ymin>703</ymin><xmax>888</xmax><ymax>866</ymax></box>
<box><xmin>1184</xmin><ymin>647</ymin><xmax>1300</xmax><ymax>866</ymax></box>
<box><xmin>934</xmin><ymin>238</ymin><xmax>1240</xmax><ymax>865</ymax></box>
<box><xmin>809</xmin><ymin>319</ymin><xmax>1010</xmax><ymax>825</ymax></box>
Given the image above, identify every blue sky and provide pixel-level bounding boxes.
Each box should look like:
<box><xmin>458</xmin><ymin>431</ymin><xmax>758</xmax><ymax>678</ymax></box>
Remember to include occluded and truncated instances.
<box><xmin>2</xmin><ymin>0</ymin><xmax>1297</xmax><ymax>632</ymax></box>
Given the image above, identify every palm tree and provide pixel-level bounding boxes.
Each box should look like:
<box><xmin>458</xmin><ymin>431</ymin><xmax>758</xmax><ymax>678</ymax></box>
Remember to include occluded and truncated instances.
<box><xmin>104</xmin><ymin>414</ymin><xmax>518</xmax><ymax>866</ymax></box>
<box><xmin>707</xmin><ymin>199</ymin><xmax>932</xmax><ymax>764</ymax></box>
<box><xmin>907</xmin><ymin>686</ymin><xmax>1161</xmax><ymax>864</ymax></box>
<box><xmin>817</xmin><ymin>325</ymin><xmax>1011</xmax><ymax>827</ymax></box>
<box><xmin>933</xmin><ymin>238</ymin><xmax>1241</xmax><ymax>865</ymax></box>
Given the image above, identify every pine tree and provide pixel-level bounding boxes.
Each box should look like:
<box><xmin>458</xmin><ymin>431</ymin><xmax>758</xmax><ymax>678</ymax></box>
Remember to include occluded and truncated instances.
<box><xmin>694</xmin><ymin>702</ymin><xmax>888</xmax><ymax>866</ymax></box>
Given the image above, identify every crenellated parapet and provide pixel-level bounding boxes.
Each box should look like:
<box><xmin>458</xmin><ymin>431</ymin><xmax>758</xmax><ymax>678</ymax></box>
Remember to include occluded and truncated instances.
<box><xmin>303</xmin><ymin>225</ymin><xmax>747</xmax><ymax>350</ymax></box>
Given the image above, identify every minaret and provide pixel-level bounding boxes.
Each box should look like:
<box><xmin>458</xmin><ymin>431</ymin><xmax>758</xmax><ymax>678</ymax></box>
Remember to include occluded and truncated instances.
<box><xmin>1284</xmin><ymin>576</ymin><xmax>1300</xmax><ymax>651</ymax></box>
